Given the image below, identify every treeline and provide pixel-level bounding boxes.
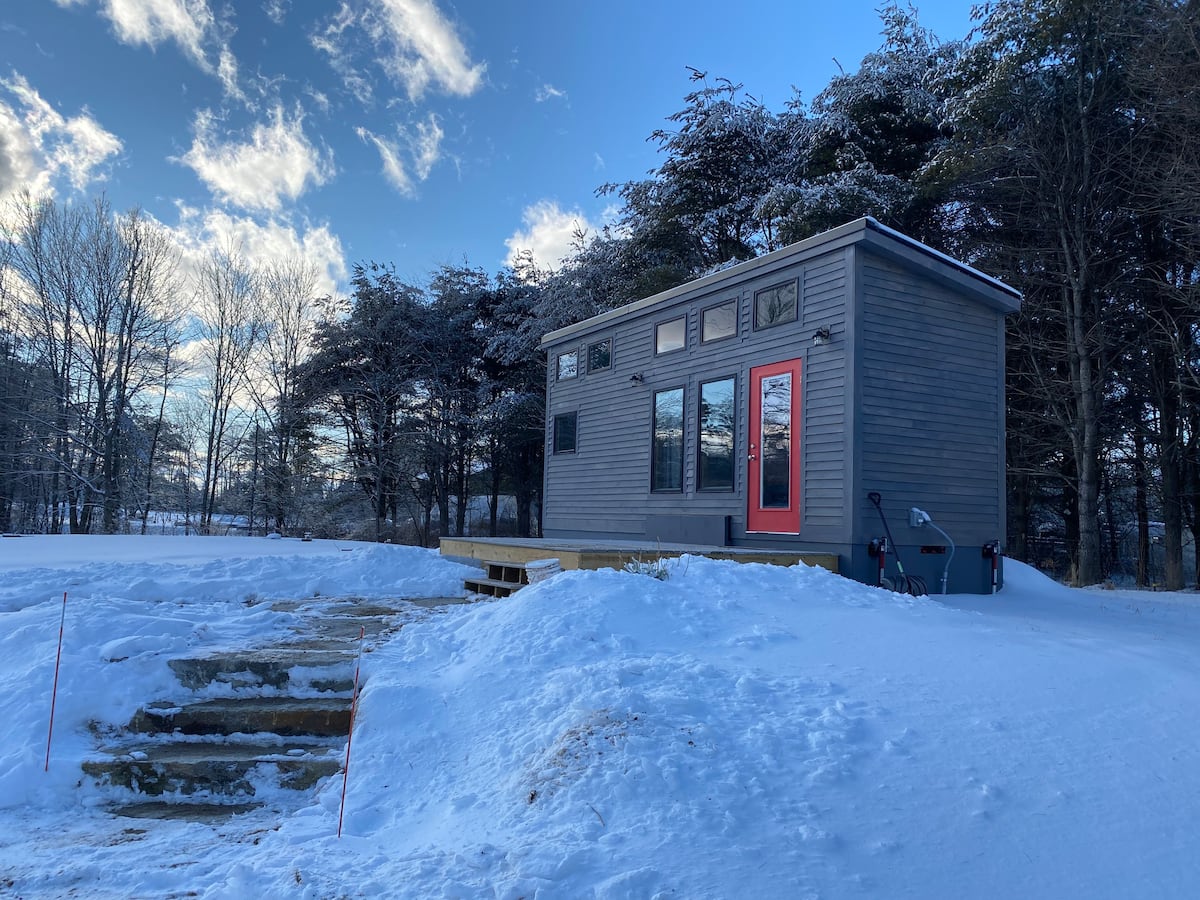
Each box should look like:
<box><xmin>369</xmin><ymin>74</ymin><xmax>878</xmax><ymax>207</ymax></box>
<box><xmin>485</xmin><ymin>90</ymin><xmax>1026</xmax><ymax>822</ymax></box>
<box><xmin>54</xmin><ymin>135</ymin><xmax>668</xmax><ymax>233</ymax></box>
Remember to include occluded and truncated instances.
<box><xmin>0</xmin><ymin>189</ymin><xmax>546</xmax><ymax>543</ymax></box>
<box><xmin>1</xmin><ymin>0</ymin><xmax>1197</xmax><ymax>588</ymax></box>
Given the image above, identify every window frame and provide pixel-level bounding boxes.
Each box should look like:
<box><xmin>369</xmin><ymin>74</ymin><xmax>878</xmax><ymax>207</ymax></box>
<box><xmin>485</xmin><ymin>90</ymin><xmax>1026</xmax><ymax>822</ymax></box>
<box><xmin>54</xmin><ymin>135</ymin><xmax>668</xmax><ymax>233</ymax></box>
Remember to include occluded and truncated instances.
<box><xmin>586</xmin><ymin>337</ymin><xmax>612</xmax><ymax>374</ymax></box>
<box><xmin>552</xmin><ymin>411</ymin><xmax>578</xmax><ymax>454</ymax></box>
<box><xmin>752</xmin><ymin>279</ymin><xmax>799</xmax><ymax>331</ymax></box>
<box><xmin>700</xmin><ymin>299</ymin><xmax>738</xmax><ymax>344</ymax></box>
<box><xmin>697</xmin><ymin>375</ymin><xmax>736</xmax><ymax>492</ymax></box>
<box><xmin>654</xmin><ymin>316</ymin><xmax>687</xmax><ymax>356</ymax></box>
<box><xmin>556</xmin><ymin>349</ymin><xmax>579</xmax><ymax>381</ymax></box>
<box><xmin>650</xmin><ymin>386</ymin><xmax>685</xmax><ymax>493</ymax></box>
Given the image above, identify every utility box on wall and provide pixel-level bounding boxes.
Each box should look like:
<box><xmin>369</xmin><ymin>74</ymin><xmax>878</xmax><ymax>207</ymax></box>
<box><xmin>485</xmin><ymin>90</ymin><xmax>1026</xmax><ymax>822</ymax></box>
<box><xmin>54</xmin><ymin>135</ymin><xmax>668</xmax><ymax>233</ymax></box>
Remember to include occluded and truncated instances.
<box><xmin>540</xmin><ymin>217</ymin><xmax>1020</xmax><ymax>594</ymax></box>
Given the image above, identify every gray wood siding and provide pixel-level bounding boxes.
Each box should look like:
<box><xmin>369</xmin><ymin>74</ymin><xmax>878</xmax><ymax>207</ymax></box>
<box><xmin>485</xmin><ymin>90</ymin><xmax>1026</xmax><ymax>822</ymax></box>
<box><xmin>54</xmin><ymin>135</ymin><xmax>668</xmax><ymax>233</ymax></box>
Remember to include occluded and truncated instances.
<box><xmin>543</xmin><ymin>249</ymin><xmax>852</xmax><ymax>543</ymax></box>
<box><xmin>801</xmin><ymin>255</ymin><xmax>848</xmax><ymax>537</ymax></box>
<box><xmin>856</xmin><ymin>251</ymin><xmax>1004</xmax><ymax>544</ymax></box>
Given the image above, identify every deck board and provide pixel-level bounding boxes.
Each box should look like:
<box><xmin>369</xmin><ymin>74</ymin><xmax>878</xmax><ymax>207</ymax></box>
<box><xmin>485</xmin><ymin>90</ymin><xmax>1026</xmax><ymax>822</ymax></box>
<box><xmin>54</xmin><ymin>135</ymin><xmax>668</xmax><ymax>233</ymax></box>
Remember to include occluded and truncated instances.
<box><xmin>440</xmin><ymin>537</ymin><xmax>838</xmax><ymax>573</ymax></box>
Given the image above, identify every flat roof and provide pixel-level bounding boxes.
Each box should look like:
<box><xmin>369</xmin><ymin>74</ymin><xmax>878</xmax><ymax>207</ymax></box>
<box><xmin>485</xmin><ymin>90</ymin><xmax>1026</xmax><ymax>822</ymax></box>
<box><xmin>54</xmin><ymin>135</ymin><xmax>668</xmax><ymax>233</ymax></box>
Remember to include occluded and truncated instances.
<box><xmin>541</xmin><ymin>217</ymin><xmax>1021</xmax><ymax>348</ymax></box>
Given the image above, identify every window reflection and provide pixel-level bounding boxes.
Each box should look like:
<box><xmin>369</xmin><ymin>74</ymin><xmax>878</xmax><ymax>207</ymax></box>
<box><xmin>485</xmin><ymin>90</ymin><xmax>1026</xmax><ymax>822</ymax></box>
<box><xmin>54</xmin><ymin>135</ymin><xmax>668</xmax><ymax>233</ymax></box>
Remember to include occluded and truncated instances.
<box><xmin>655</xmin><ymin>317</ymin><xmax>686</xmax><ymax>354</ymax></box>
<box><xmin>652</xmin><ymin>388</ymin><xmax>684</xmax><ymax>491</ymax></box>
<box><xmin>699</xmin><ymin>378</ymin><xmax>735</xmax><ymax>490</ymax></box>
<box><xmin>760</xmin><ymin>373</ymin><xmax>790</xmax><ymax>508</ymax></box>
<box><xmin>754</xmin><ymin>281</ymin><xmax>798</xmax><ymax>330</ymax></box>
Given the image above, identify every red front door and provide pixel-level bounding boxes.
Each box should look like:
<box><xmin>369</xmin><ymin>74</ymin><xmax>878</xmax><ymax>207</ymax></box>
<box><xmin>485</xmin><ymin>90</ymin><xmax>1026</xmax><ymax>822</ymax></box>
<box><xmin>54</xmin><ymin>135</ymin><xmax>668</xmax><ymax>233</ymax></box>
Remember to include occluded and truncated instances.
<box><xmin>747</xmin><ymin>358</ymin><xmax>802</xmax><ymax>533</ymax></box>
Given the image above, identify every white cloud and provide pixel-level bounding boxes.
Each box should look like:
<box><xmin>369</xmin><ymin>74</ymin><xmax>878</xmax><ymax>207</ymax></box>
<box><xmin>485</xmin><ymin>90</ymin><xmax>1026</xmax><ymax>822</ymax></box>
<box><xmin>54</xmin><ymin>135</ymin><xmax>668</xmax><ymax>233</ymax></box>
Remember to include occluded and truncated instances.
<box><xmin>357</xmin><ymin>112</ymin><xmax>443</xmax><ymax>197</ymax></box>
<box><xmin>356</xmin><ymin>127</ymin><xmax>411</xmax><ymax>196</ymax></box>
<box><xmin>311</xmin><ymin>4</ymin><xmax>374</xmax><ymax>105</ymax></box>
<box><xmin>372</xmin><ymin>0</ymin><xmax>483</xmax><ymax>99</ymax></box>
<box><xmin>166</xmin><ymin>203</ymin><xmax>347</xmax><ymax>299</ymax></box>
<box><xmin>262</xmin><ymin>0</ymin><xmax>289</xmax><ymax>25</ymax></box>
<box><xmin>535</xmin><ymin>83</ymin><xmax>566</xmax><ymax>103</ymax></box>
<box><xmin>53</xmin><ymin>0</ymin><xmax>211</xmax><ymax>61</ymax></box>
<box><xmin>53</xmin><ymin>0</ymin><xmax>244</xmax><ymax>100</ymax></box>
<box><xmin>411</xmin><ymin>114</ymin><xmax>443</xmax><ymax>180</ymax></box>
<box><xmin>504</xmin><ymin>200</ymin><xmax>600</xmax><ymax>272</ymax></box>
<box><xmin>313</xmin><ymin>0</ymin><xmax>484</xmax><ymax>102</ymax></box>
<box><xmin>178</xmin><ymin>106</ymin><xmax>334</xmax><ymax>212</ymax></box>
<box><xmin>216</xmin><ymin>48</ymin><xmax>243</xmax><ymax>103</ymax></box>
<box><xmin>0</xmin><ymin>73</ymin><xmax>122</xmax><ymax>202</ymax></box>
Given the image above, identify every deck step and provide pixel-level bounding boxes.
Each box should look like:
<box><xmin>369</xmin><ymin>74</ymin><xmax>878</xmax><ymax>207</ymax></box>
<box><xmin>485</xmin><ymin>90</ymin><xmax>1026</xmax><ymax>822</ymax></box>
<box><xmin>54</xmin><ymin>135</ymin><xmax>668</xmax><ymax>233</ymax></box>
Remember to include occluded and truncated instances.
<box><xmin>483</xmin><ymin>560</ymin><xmax>530</xmax><ymax>585</ymax></box>
<box><xmin>129</xmin><ymin>696</ymin><xmax>352</xmax><ymax>738</ymax></box>
<box><xmin>462</xmin><ymin>558</ymin><xmax>564</xmax><ymax>597</ymax></box>
<box><xmin>83</xmin><ymin>739</ymin><xmax>342</xmax><ymax>796</ymax></box>
<box><xmin>463</xmin><ymin>576</ymin><xmax>521</xmax><ymax>598</ymax></box>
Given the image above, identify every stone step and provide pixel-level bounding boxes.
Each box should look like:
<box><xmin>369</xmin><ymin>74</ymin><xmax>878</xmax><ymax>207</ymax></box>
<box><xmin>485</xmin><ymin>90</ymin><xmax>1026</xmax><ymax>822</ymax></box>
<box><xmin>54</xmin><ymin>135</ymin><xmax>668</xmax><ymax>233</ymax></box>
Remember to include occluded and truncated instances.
<box><xmin>301</xmin><ymin>615</ymin><xmax>394</xmax><ymax>642</ymax></box>
<box><xmin>111</xmin><ymin>800</ymin><xmax>262</xmax><ymax>822</ymax></box>
<box><xmin>129</xmin><ymin>696</ymin><xmax>353</xmax><ymax>738</ymax></box>
<box><xmin>168</xmin><ymin>649</ymin><xmax>356</xmax><ymax>692</ymax></box>
<box><xmin>83</xmin><ymin>739</ymin><xmax>343</xmax><ymax>796</ymax></box>
<box><xmin>269</xmin><ymin>599</ymin><xmax>408</xmax><ymax>617</ymax></box>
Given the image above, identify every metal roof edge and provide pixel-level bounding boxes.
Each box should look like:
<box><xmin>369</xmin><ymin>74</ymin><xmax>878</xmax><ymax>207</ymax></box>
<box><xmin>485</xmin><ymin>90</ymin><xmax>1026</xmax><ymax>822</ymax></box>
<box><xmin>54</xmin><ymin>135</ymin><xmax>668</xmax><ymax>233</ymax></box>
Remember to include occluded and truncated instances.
<box><xmin>862</xmin><ymin>217</ymin><xmax>1023</xmax><ymax>305</ymax></box>
<box><xmin>540</xmin><ymin>219</ymin><xmax>871</xmax><ymax>348</ymax></box>
<box><xmin>540</xmin><ymin>217</ymin><xmax>1020</xmax><ymax>348</ymax></box>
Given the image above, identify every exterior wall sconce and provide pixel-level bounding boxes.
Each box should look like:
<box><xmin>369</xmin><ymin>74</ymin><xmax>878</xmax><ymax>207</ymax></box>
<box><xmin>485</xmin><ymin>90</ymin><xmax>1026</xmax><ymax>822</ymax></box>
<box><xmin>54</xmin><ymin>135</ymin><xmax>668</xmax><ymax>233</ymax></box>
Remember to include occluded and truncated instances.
<box><xmin>629</xmin><ymin>373</ymin><xmax>644</xmax><ymax>384</ymax></box>
<box><xmin>812</xmin><ymin>326</ymin><xmax>832</xmax><ymax>347</ymax></box>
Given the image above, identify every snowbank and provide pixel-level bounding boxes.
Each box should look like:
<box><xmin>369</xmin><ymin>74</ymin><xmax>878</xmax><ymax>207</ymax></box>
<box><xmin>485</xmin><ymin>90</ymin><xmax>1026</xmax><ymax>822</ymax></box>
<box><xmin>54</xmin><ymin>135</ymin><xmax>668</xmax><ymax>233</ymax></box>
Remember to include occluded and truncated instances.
<box><xmin>0</xmin><ymin>539</ymin><xmax>1197</xmax><ymax>899</ymax></box>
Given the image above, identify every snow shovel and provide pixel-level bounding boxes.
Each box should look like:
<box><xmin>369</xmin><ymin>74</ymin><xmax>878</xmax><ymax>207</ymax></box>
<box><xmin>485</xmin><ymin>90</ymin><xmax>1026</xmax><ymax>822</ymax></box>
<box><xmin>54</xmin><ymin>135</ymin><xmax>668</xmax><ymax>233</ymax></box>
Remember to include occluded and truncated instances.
<box><xmin>867</xmin><ymin>492</ymin><xmax>927</xmax><ymax>596</ymax></box>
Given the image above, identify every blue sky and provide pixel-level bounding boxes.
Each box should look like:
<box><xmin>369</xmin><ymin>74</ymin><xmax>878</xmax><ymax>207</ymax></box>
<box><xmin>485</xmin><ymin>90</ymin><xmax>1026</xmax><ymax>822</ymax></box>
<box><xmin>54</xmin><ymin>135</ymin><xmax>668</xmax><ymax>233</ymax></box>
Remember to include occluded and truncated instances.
<box><xmin>0</xmin><ymin>1</ymin><xmax>974</xmax><ymax>296</ymax></box>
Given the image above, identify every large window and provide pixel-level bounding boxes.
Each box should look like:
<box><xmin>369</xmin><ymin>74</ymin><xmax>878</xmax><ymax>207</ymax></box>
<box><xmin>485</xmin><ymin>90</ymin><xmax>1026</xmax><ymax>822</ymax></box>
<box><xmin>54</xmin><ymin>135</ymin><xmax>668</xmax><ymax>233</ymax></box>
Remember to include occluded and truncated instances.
<box><xmin>701</xmin><ymin>300</ymin><xmax>737</xmax><ymax>343</ymax></box>
<box><xmin>698</xmin><ymin>378</ymin><xmax>735</xmax><ymax>491</ymax></box>
<box><xmin>753</xmin><ymin>280</ymin><xmax>798</xmax><ymax>330</ymax></box>
<box><xmin>655</xmin><ymin>317</ymin><xmax>686</xmax><ymax>355</ymax></box>
<box><xmin>587</xmin><ymin>338</ymin><xmax>612</xmax><ymax>373</ymax></box>
<box><xmin>556</xmin><ymin>350</ymin><xmax>579</xmax><ymax>380</ymax></box>
<box><xmin>553</xmin><ymin>412</ymin><xmax>577</xmax><ymax>453</ymax></box>
<box><xmin>651</xmin><ymin>388</ymin><xmax>684</xmax><ymax>492</ymax></box>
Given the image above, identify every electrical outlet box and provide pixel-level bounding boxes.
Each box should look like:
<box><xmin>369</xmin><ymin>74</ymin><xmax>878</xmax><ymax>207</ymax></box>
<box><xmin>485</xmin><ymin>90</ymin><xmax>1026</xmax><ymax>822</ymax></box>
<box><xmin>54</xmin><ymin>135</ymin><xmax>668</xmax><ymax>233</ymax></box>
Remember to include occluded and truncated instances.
<box><xmin>909</xmin><ymin>507</ymin><xmax>927</xmax><ymax>528</ymax></box>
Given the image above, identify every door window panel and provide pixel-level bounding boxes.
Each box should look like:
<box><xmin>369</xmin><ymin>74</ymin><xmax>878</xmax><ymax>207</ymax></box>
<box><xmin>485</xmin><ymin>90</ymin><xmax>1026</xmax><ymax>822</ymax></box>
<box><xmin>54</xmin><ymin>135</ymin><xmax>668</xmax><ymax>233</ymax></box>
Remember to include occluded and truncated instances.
<box><xmin>759</xmin><ymin>373</ymin><xmax>791</xmax><ymax>508</ymax></box>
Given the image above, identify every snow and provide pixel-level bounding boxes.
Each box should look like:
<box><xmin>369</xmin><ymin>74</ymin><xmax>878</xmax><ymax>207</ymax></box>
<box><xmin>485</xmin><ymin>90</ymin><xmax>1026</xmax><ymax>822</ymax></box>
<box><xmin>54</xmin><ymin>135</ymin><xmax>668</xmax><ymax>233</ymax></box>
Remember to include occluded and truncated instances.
<box><xmin>1</xmin><ymin>535</ymin><xmax>1198</xmax><ymax>898</ymax></box>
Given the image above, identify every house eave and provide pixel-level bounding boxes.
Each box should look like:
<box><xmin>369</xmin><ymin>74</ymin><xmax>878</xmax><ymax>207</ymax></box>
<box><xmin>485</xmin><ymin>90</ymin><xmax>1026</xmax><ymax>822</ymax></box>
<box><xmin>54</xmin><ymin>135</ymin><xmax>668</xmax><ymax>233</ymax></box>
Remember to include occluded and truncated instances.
<box><xmin>539</xmin><ymin>217</ymin><xmax>1021</xmax><ymax>349</ymax></box>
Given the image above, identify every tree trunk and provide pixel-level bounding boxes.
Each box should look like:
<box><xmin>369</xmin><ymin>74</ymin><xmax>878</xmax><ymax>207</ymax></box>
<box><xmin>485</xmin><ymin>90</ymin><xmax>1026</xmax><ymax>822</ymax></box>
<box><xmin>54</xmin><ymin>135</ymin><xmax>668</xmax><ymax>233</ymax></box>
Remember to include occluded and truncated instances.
<box><xmin>1134</xmin><ymin>429</ymin><xmax>1150</xmax><ymax>588</ymax></box>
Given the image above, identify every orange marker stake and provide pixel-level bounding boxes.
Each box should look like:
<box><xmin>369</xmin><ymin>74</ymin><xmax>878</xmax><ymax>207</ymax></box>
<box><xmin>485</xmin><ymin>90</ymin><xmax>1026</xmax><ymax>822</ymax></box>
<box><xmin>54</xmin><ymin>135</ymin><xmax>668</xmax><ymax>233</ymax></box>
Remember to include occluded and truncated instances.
<box><xmin>45</xmin><ymin>591</ymin><xmax>67</xmax><ymax>772</ymax></box>
<box><xmin>337</xmin><ymin>624</ymin><xmax>366</xmax><ymax>837</ymax></box>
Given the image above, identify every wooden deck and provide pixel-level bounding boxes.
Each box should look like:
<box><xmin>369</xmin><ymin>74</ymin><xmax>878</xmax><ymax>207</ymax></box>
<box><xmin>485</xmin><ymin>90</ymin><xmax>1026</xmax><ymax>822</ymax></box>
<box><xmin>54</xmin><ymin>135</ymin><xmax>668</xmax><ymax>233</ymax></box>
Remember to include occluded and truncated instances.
<box><xmin>439</xmin><ymin>537</ymin><xmax>839</xmax><ymax>574</ymax></box>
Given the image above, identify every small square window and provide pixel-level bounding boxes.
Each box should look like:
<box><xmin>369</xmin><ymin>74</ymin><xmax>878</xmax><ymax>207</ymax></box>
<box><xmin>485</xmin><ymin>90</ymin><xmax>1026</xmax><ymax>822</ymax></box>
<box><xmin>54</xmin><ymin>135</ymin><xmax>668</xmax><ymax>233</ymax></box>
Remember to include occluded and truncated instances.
<box><xmin>701</xmin><ymin>300</ymin><xmax>737</xmax><ymax>343</ymax></box>
<box><xmin>556</xmin><ymin>350</ymin><xmax>579</xmax><ymax>380</ymax></box>
<box><xmin>553</xmin><ymin>412</ymin><xmax>577</xmax><ymax>453</ymax></box>
<box><xmin>655</xmin><ymin>317</ymin><xmax>686</xmax><ymax>355</ymax></box>
<box><xmin>587</xmin><ymin>339</ymin><xmax>612</xmax><ymax>373</ymax></box>
<box><xmin>753</xmin><ymin>280</ymin><xmax>798</xmax><ymax>330</ymax></box>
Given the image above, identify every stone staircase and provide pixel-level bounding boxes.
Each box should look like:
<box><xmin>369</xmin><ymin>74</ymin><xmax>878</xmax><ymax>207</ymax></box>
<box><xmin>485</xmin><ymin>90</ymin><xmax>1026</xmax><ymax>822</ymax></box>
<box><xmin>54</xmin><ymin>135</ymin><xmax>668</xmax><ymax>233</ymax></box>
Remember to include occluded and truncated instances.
<box><xmin>82</xmin><ymin>595</ymin><xmax>468</xmax><ymax>822</ymax></box>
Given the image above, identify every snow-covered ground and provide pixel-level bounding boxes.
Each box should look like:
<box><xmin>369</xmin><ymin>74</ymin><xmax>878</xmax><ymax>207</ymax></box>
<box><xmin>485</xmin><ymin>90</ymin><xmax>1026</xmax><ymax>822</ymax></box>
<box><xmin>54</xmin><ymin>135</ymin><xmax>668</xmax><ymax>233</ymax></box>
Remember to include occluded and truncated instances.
<box><xmin>0</xmin><ymin>535</ymin><xmax>1197</xmax><ymax>898</ymax></box>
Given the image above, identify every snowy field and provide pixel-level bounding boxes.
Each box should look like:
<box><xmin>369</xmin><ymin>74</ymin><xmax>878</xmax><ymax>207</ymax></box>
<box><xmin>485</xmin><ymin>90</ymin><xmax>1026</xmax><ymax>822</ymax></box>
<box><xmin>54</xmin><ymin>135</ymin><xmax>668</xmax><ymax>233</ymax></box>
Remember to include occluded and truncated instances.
<box><xmin>0</xmin><ymin>535</ymin><xmax>1197</xmax><ymax>898</ymax></box>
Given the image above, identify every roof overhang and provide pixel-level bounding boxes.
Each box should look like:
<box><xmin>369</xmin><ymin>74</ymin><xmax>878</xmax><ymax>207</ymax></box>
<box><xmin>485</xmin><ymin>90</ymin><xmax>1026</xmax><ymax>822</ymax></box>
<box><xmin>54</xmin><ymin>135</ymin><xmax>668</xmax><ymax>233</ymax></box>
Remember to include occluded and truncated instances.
<box><xmin>540</xmin><ymin>217</ymin><xmax>1022</xmax><ymax>349</ymax></box>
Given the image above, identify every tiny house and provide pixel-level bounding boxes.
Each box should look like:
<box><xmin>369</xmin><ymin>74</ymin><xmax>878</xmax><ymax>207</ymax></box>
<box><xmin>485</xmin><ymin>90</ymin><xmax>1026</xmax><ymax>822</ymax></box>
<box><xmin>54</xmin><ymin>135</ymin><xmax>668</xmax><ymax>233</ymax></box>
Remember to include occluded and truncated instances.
<box><xmin>540</xmin><ymin>217</ymin><xmax>1020</xmax><ymax>594</ymax></box>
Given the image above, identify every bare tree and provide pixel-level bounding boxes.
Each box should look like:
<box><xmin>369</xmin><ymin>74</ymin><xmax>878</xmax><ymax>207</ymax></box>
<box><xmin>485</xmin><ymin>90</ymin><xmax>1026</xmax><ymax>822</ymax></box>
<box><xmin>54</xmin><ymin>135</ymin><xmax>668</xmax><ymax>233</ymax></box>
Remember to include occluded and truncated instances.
<box><xmin>194</xmin><ymin>246</ymin><xmax>264</xmax><ymax>531</ymax></box>
<box><xmin>77</xmin><ymin>200</ymin><xmax>182</xmax><ymax>532</ymax></box>
<box><xmin>249</xmin><ymin>256</ymin><xmax>320</xmax><ymax>532</ymax></box>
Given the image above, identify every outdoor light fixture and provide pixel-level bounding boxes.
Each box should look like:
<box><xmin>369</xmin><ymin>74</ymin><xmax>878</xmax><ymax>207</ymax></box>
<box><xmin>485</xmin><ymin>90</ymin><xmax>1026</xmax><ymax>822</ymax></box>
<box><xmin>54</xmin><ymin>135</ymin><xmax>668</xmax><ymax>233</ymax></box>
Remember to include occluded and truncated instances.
<box><xmin>812</xmin><ymin>326</ymin><xmax>832</xmax><ymax>346</ymax></box>
<box><xmin>629</xmin><ymin>373</ymin><xmax>644</xmax><ymax>384</ymax></box>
